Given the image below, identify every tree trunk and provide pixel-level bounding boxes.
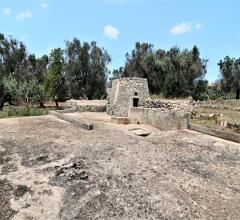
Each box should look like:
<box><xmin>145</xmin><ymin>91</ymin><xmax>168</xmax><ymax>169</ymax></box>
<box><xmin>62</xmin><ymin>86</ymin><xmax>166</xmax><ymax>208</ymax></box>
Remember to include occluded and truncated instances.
<box><xmin>5</xmin><ymin>95</ymin><xmax>13</xmax><ymax>105</ymax></box>
<box><xmin>0</xmin><ymin>83</ymin><xmax>4</xmax><ymax>110</ymax></box>
<box><xmin>55</xmin><ymin>100</ymin><xmax>59</xmax><ymax>109</ymax></box>
<box><xmin>236</xmin><ymin>88</ymin><xmax>240</xmax><ymax>100</ymax></box>
<box><xmin>0</xmin><ymin>97</ymin><xmax>4</xmax><ymax>110</ymax></box>
<box><xmin>39</xmin><ymin>101</ymin><xmax>45</xmax><ymax>108</ymax></box>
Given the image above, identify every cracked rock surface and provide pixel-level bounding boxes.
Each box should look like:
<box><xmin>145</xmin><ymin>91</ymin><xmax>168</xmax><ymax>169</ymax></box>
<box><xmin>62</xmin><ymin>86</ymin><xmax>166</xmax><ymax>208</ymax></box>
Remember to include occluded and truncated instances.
<box><xmin>0</xmin><ymin>114</ymin><xmax>240</xmax><ymax>219</ymax></box>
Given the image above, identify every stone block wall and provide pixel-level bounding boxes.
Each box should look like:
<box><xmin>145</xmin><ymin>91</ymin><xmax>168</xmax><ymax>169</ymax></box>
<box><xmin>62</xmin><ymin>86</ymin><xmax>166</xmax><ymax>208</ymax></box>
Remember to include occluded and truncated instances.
<box><xmin>189</xmin><ymin>123</ymin><xmax>240</xmax><ymax>143</ymax></box>
<box><xmin>107</xmin><ymin>77</ymin><xmax>150</xmax><ymax>117</ymax></box>
<box><xmin>129</xmin><ymin>107</ymin><xmax>190</xmax><ymax>131</ymax></box>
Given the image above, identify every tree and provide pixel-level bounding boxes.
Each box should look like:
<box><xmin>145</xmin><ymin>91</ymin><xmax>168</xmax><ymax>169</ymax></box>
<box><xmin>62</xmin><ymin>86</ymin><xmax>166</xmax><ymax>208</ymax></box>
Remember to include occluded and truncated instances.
<box><xmin>87</xmin><ymin>41</ymin><xmax>111</xmax><ymax>99</ymax></box>
<box><xmin>65</xmin><ymin>38</ymin><xmax>88</xmax><ymax>98</ymax></box>
<box><xmin>26</xmin><ymin>54</ymin><xmax>48</xmax><ymax>106</ymax></box>
<box><xmin>162</xmin><ymin>46</ymin><xmax>208</xmax><ymax>98</ymax></box>
<box><xmin>122</xmin><ymin>43</ymin><xmax>208</xmax><ymax>98</ymax></box>
<box><xmin>2</xmin><ymin>74</ymin><xmax>21</xmax><ymax>103</ymax></box>
<box><xmin>123</xmin><ymin>42</ymin><xmax>164</xmax><ymax>94</ymax></box>
<box><xmin>44</xmin><ymin>48</ymin><xmax>66</xmax><ymax>108</ymax></box>
<box><xmin>0</xmin><ymin>33</ymin><xmax>113</xmax><ymax>110</ymax></box>
<box><xmin>0</xmin><ymin>34</ymin><xmax>28</xmax><ymax>109</ymax></box>
<box><xmin>218</xmin><ymin>56</ymin><xmax>240</xmax><ymax>99</ymax></box>
<box><xmin>109</xmin><ymin>67</ymin><xmax>124</xmax><ymax>87</ymax></box>
<box><xmin>65</xmin><ymin>38</ymin><xmax>111</xmax><ymax>99</ymax></box>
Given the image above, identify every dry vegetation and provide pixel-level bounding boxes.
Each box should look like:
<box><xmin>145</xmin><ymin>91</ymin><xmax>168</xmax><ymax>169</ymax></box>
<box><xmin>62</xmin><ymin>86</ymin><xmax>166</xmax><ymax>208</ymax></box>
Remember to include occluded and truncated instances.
<box><xmin>192</xmin><ymin>100</ymin><xmax>240</xmax><ymax>133</ymax></box>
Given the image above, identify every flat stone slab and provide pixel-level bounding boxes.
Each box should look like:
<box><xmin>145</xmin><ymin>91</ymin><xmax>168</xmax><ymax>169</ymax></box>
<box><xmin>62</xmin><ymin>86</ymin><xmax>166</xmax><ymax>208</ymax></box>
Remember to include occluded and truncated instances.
<box><xmin>49</xmin><ymin>111</ymin><xmax>93</xmax><ymax>130</ymax></box>
<box><xmin>129</xmin><ymin>128</ymin><xmax>151</xmax><ymax>137</ymax></box>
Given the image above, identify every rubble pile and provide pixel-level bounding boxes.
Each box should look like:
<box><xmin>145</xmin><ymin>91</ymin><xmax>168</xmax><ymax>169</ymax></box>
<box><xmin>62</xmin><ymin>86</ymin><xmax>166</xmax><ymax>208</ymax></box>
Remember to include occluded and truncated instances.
<box><xmin>65</xmin><ymin>99</ymin><xmax>107</xmax><ymax>112</ymax></box>
<box><xmin>139</xmin><ymin>99</ymin><xmax>193</xmax><ymax>113</ymax></box>
<box><xmin>54</xmin><ymin>160</ymin><xmax>89</xmax><ymax>184</ymax></box>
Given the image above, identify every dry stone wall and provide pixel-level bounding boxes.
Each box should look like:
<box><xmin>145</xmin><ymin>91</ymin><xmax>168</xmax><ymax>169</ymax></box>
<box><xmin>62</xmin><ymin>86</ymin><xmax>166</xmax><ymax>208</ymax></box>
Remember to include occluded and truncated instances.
<box><xmin>193</xmin><ymin>100</ymin><xmax>240</xmax><ymax>111</ymax></box>
<box><xmin>65</xmin><ymin>99</ymin><xmax>107</xmax><ymax>112</ymax></box>
<box><xmin>139</xmin><ymin>99</ymin><xmax>193</xmax><ymax>113</ymax></box>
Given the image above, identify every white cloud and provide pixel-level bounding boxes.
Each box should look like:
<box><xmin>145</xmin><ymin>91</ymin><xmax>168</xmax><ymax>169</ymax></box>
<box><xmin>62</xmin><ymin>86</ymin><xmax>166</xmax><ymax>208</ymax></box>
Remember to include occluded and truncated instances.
<box><xmin>170</xmin><ymin>22</ymin><xmax>192</xmax><ymax>35</ymax></box>
<box><xmin>195</xmin><ymin>23</ymin><xmax>203</xmax><ymax>30</ymax></box>
<box><xmin>104</xmin><ymin>25</ymin><xmax>119</xmax><ymax>39</ymax></box>
<box><xmin>16</xmin><ymin>10</ymin><xmax>32</xmax><ymax>21</ymax></box>
<box><xmin>41</xmin><ymin>3</ymin><xmax>48</xmax><ymax>8</ymax></box>
<box><xmin>3</xmin><ymin>8</ymin><xmax>12</xmax><ymax>16</ymax></box>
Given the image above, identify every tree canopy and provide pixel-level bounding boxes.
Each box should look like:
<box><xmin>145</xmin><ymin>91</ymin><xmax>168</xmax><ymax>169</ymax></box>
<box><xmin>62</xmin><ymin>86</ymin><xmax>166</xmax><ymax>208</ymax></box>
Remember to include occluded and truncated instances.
<box><xmin>114</xmin><ymin>42</ymin><xmax>208</xmax><ymax>99</ymax></box>
<box><xmin>218</xmin><ymin>56</ymin><xmax>240</xmax><ymax>99</ymax></box>
<box><xmin>65</xmin><ymin>39</ymin><xmax>111</xmax><ymax>100</ymax></box>
<box><xmin>4</xmin><ymin>33</ymin><xmax>240</xmax><ymax>107</ymax></box>
<box><xmin>0</xmin><ymin>33</ymin><xmax>111</xmax><ymax>108</ymax></box>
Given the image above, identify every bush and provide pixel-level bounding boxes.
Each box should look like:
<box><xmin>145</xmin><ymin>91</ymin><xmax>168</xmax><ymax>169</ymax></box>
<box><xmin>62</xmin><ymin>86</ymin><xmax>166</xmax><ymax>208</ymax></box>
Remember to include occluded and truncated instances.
<box><xmin>7</xmin><ymin>106</ymin><xmax>48</xmax><ymax>117</ymax></box>
<box><xmin>196</xmin><ymin>87</ymin><xmax>235</xmax><ymax>101</ymax></box>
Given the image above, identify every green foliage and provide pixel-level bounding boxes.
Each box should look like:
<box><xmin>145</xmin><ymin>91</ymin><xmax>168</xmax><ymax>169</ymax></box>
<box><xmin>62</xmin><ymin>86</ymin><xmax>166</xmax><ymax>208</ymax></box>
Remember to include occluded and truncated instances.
<box><xmin>195</xmin><ymin>85</ymin><xmax>235</xmax><ymax>101</ymax></box>
<box><xmin>0</xmin><ymin>34</ymin><xmax>48</xmax><ymax>108</ymax></box>
<box><xmin>21</xmin><ymin>79</ymin><xmax>45</xmax><ymax>104</ymax></box>
<box><xmin>2</xmin><ymin>75</ymin><xmax>45</xmax><ymax>104</ymax></box>
<box><xmin>0</xmin><ymin>109</ymin><xmax>8</xmax><ymax>118</ymax></box>
<box><xmin>44</xmin><ymin>48</ymin><xmax>67</xmax><ymax>101</ymax></box>
<box><xmin>191</xmin><ymin>80</ymin><xmax>208</xmax><ymax>100</ymax></box>
<box><xmin>65</xmin><ymin>39</ymin><xmax>111</xmax><ymax>99</ymax></box>
<box><xmin>3</xmin><ymin>74</ymin><xmax>21</xmax><ymax>98</ymax></box>
<box><xmin>7</xmin><ymin>106</ymin><xmax>48</xmax><ymax>117</ymax></box>
<box><xmin>218</xmin><ymin>56</ymin><xmax>240</xmax><ymax>99</ymax></box>
<box><xmin>0</xmin><ymin>106</ymin><xmax>48</xmax><ymax>118</ymax></box>
<box><xmin>122</xmin><ymin>43</ymin><xmax>208</xmax><ymax>98</ymax></box>
<box><xmin>1</xmin><ymin>33</ymin><xmax>111</xmax><ymax>111</ymax></box>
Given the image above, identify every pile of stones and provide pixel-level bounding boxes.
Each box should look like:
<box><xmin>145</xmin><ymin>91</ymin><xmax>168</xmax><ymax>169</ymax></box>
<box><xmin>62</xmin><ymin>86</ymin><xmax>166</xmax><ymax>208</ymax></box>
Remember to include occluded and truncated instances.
<box><xmin>106</xmin><ymin>101</ymin><xmax>115</xmax><ymax>115</ymax></box>
<box><xmin>192</xmin><ymin>112</ymin><xmax>223</xmax><ymax>120</ymax></box>
<box><xmin>52</xmin><ymin>159</ymin><xmax>89</xmax><ymax>186</ymax></box>
<box><xmin>65</xmin><ymin>99</ymin><xmax>107</xmax><ymax>112</ymax></box>
<box><xmin>193</xmin><ymin>100</ymin><xmax>240</xmax><ymax>111</ymax></box>
<box><xmin>65</xmin><ymin>100</ymin><xmax>78</xmax><ymax>111</ymax></box>
<box><xmin>139</xmin><ymin>99</ymin><xmax>193</xmax><ymax>113</ymax></box>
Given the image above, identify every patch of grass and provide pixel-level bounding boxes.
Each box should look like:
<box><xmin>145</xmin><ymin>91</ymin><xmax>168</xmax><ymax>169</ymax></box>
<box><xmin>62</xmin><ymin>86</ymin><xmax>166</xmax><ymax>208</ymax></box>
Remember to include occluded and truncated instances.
<box><xmin>191</xmin><ymin>118</ymin><xmax>221</xmax><ymax>129</ymax></box>
<box><xmin>0</xmin><ymin>106</ymin><xmax>48</xmax><ymax>119</ymax></box>
<box><xmin>151</xmin><ymin>94</ymin><xmax>165</xmax><ymax>100</ymax></box>
<box><xmin>0</xmin><ymin>111</ymin><xmax>8</xmax><ymax>119</ymax></box>
<box><xmin>191</xmin><ymin>118</ymin><xmax>240</xmax><ymax>134</ymax></box>
<box><xmin>195</xmin><ymin>107</ymin><xmax>240</xmax><ymax>124</ymax></box>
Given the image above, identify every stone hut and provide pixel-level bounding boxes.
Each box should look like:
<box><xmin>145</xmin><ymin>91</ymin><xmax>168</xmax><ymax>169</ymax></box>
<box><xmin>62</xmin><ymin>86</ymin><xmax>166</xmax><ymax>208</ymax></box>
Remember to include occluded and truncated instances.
<box><xmin>107</xmin><ymin>77</ymin><xmax>150</xmax><ymax>117</ymax></box>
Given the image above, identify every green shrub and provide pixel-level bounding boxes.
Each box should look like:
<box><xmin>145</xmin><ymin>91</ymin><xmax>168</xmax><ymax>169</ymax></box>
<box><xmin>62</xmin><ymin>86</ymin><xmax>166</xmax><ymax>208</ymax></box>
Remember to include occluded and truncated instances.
<box><xmin>195</xmin><ymin>87</ymin><xmax>235</xmax><ymax>101</ymax></box>
<box><xmin>7</xmin><ymin>106</ymin><xmax>48</xmax><ymax>118</ymax></box>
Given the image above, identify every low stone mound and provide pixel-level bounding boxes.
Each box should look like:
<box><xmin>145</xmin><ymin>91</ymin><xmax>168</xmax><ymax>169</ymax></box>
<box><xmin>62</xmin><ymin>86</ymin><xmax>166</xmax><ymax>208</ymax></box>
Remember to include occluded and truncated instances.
<box><xmin>139</xmin><ymin>99</ymin><xmax>193</xmax><ymax>113</ymax></box>
<box><xmin>193</xmin><ymin>99</ymin><xmax>240</xmax><ymax>111</ymax></box>
<box><xmin>65</xmin><ymin>99</ymin><xmax>107</xmax><ymax>112</ymax></box>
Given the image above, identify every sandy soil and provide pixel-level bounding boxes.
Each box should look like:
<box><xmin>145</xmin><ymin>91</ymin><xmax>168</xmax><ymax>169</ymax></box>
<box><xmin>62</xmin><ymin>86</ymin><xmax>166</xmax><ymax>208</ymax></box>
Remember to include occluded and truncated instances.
<box><xmin>0</xmin><ymin>113</ymin><xmax>240</xmax><ymax>219</ymax></box>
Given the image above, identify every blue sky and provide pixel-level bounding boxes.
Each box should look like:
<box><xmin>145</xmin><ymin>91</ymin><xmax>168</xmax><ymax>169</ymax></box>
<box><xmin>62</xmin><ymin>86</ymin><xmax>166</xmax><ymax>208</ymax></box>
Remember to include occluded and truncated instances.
<box><xmin>0</xmin><ymin>0</ymin><xmax>239</xmax><ymax>82</ymax></box>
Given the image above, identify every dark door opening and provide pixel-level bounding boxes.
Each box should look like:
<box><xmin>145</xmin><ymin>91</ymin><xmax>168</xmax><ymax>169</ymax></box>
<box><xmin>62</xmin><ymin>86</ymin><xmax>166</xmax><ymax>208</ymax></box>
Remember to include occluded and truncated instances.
<box><xmin>133</xmin><ymin>98</ymin><xmax>139</xmax><ymax>107</ymax></box>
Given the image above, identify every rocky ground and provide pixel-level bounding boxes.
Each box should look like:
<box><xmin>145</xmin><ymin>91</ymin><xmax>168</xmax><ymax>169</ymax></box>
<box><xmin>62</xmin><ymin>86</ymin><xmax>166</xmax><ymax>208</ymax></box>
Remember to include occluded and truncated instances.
<box><xmin>0</xmin><ymin>113</ymin><xmax>240</xmax><ymax>219</ymax></box>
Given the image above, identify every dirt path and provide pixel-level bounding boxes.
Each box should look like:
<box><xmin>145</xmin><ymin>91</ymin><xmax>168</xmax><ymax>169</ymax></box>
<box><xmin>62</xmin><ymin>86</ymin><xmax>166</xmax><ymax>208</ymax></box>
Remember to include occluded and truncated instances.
<box><xmin>0</xmin><ymin>115</ymin><xmax>240</xmax><ymax>219</ymax></box>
